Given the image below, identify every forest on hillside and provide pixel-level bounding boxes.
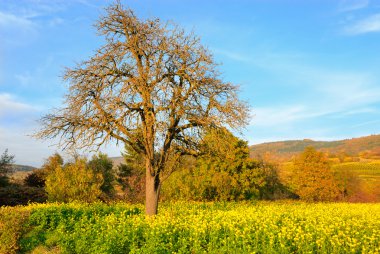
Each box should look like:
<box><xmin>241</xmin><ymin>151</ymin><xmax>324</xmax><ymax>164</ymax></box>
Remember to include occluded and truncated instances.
<box><xmin>250</xmin><ymin>134</ymin><xmax>380</xmax><ymax>161</ymax></box>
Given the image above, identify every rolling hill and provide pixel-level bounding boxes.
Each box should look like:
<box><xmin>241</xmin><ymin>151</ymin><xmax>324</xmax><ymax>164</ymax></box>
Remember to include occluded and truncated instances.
<box><xmin>12</xmin><ymin>164</ymin><xmax>36</xmax><ymax>172</ymax></box>
<box><xmin>250</xmin><ymin>134</ymin><xmax>380</xmax><ymax>161</ymax></box>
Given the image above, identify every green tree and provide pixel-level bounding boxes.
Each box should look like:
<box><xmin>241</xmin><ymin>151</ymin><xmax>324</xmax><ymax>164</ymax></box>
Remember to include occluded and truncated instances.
<box><xmin>87</xmin><ymin>153</ymin><xmax>115</xmax><ymax>198</ymax></box>
<box><xmin>116</xmin><ymin>144</ymin><xmax>145</xmax><ymax>203</ymax></box>
<box><xmin>162</xmin><ymin>129</ymin><xmax>284</xmax><ymax>201</ymax></box>
<box><xmin>45</xmin><ymin>158</ymin><xmax>103</xmax><ymax>203</ymax></box>
<box><xmin>0</xmin><ymin>149</ymin><xmax>15</xmax><ymax>187</ymax></box>
<box><xmin>291</xmin><ymin>147</ymin><xmax>339</xmax><ymax>201</ymax></box>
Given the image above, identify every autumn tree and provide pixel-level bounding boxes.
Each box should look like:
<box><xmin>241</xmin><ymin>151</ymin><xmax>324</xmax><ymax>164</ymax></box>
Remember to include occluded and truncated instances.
<box><xmin>41</xmin><ymin>153</ymin><xmax>64</xmax><ymax>173</ymax></box>
<box><xmin>35</xmin><ymin>3</ymin><xmax>249</xmax><ymax>215</ymax></box>
<box><xmin>26</xmin><ymin>153</ymin><xmax>64</xmax><ymax>187</ymax></box>
<box><xmin>291</xmin><ymin>147</ymin><xmax>339</xmax><ymax>201</ymax></box>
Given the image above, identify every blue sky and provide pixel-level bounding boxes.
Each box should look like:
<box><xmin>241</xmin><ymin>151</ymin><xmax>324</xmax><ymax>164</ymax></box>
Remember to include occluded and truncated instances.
<box><xmin>1</xmin><ymin>0</ymin><xmax>380</xmax><ymax>166</ymax></box>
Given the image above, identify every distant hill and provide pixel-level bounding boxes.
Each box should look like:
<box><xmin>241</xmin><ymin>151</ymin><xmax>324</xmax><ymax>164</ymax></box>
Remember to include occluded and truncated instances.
<box><xmin>12</xmin><ymin>164</ymin><xmax>36</xmax><ymax>172</ymax></box>
<box><xmin>250</xmin><ymin>134</ymin><xmax>380</xmax><ymax>161</ymax></box>
<box><xmin>109</xmin><ymin>157</ymin><xmax>125</xmax><ymax>168</ymax></box>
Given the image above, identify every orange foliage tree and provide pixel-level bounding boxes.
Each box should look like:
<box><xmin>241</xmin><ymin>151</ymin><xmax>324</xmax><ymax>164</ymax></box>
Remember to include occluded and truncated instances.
<box><xmin>291</xmin><ymin>147</ymin><xmax>339</xmax><ymax>201</ymax></box>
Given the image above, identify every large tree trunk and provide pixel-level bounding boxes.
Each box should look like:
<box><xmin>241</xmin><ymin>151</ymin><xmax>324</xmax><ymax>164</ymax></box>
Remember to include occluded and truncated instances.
<box><xmin>145</xmin><ymin>161</ymin><xmax>160</xmax><ymax>215</ymax></box>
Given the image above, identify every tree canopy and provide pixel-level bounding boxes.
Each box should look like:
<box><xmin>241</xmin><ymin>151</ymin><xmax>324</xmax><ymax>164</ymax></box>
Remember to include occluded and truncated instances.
<box><xmin>291</xmin><ymin>147</ymin><xmax>339</xmax><ymax>201</ymax></box>
<box><xmin>35</xmin><ymin>3</ymin><xmax>249</xmax><ymax>214</ymax></box>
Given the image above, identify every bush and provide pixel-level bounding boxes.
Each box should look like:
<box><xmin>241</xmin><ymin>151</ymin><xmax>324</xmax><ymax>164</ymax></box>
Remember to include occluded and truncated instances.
<box><xmin>24</xmin><ymin>170</ymin><xmax>46</xmax><ymax>187</ymax></box>
<box><xmin>45</xmin><ymin>159</ymin><xmax>103</xmax><ymax>203</ymax></box>
<box><xmin>0</xmin><ymin>185</ymin><xmax>47</xmax><ymax>206</ymax></box>
<box><xmin>0</xmin><ymin>206</ymin><xmax>30</xmax><ymax>254</ymax></box>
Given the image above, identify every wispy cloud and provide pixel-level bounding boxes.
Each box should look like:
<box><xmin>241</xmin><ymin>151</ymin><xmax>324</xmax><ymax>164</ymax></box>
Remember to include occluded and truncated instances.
<box><xmin>0</xmin><ymin>11</ymin><xmax>36</xmax><ymax>32</ymax></box>
<box><xmin>344</xmin><ymin>13</ymin><xmax>380</xmax><ymax>35</ymax></box>
<box><xmin>0</xmin><ymin>93</ymin><xmax>36</xmax><ymax>117</ymax></box>
<box><xmin>338</xmin><ymin>0</ymin><xmax>369</xmax><ymax>12</ymax></box>
<box><xmin>251</xmin><ymin>105</ymin><xmax>310</xmax><ymax>127</ymax></box>
<box><xmin>0</xmin><ymin>11</ymin><xmax>38</xmax><ymax>45</ymax></box>
<box><xmin>351</xmin><ymin>119</ymin><xmax>380</xmax><ymax>128</ymax></box>
<box><xmin>216</xmin><ymin>49</ymin><xmax>380</xmax><ymax>131</ymax></box>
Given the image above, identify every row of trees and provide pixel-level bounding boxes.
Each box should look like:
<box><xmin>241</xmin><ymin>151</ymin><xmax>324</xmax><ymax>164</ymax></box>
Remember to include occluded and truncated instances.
<box><xmin>22</xmin><ymin>128</ymin><xmax>291</xmax><ymax>204</ymax></box>
<box><xmin>2</xmin><ymin>142</ymin><xmax>373</xmax><ymax>206</ymax></box>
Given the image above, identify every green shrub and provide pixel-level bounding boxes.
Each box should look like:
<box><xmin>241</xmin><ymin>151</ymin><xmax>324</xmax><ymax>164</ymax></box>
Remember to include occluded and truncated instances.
<box><xmin>0</xmin><ymin>206</ymin><xmax>30</xmax><ymax>254</ymax></box>
<box><xmin>24</xmin><ymin>170</ymin><xmax>46</xmax><ymax>188</ymax></box>
<box><xmin>45</xmin><ymin>159</ymin><xmax>103</xmax><ymax>203</ymax></box>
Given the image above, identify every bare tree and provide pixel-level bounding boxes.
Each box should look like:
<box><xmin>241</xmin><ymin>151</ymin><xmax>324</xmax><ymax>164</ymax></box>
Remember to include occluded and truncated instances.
<box><xmin>35</xmin><ymin>3</ymin><xmax>249</xmax><ymax>215</ymax></box>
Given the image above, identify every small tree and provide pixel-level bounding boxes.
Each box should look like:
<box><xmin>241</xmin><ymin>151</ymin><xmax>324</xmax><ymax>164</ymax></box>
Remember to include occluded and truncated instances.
<box><xmin>35</xmin><ymin>3</ymin><xmax>249</xmax><ymax>215</ymax></box>
<box><xmin>24</xmin><ymin>170</ymin><xmax>46</xmax><ymax>187</ymax></box>
<box><xmin>45</xmin><ymin>159</ymin><xmax>103</xmax><ymax>203</ymax></box>
<box><xmin>0</xmin><ymin>149</ymin><xmax>15</xmax><ymax>187</ymax></box>
<box><xmin>41</xmin><ymin>153</ymin><xmax>63</xmax><ymax>173</ymax></box>
<box><xmin>116</xmin><ymin>144</ymin><xmax>145</xmax><ymax>203</ymax></box>
<box><xmin>291</xmin><ymin>147</ymin><xmax>339</xmax><ymax>201</ymax></box>
<box><xmin>87</xmin><ymin>153</ymin><xmax>115</xmax><ymax>197</ymax></box>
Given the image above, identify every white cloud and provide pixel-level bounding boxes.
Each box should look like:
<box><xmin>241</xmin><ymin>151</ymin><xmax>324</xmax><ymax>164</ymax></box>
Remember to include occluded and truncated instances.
<box><xmin>344</xmin><ymin>13</ymin><xmax>380</xmax><ymax>35</ymax></box>
<box><xmin>0</xmin><ymin>11</ymin><xmax>34</xmax><ymax>30</ymax></box>
<box><xmin>251</xmin><ymin>105</ymin><xmax>309</xmax><ymax>127</ymax></box>
<box><xmin>0</xmin><ymin>125</ymin><xmax>123</xmax><ymax>167</ymax></box>
<box><xmin>0</xmin><ymin>126</ymin><xmax>57</xmax><ymax>167</ymax></box>
<box><xmin>0</xmin><ymin>93</ymin><xmax>36</xmax><ymax>117</ymax></box>
<box><xmin>351</xmin><ymin>119</ymin><xmax>380</xmax><ymax>128</ymax></box>
<box><xmin>0</xmin><ymin>11</ymin><xmax>37</xmax><ymax>45</ymax></box>
<box><xmin>15</xmin><ymin>73</ymin><xmax>33</xmax><ymax>86</ymax></box>
<box><xmin>48</xmin><ymin>17</ymin><xmax>64</xmax><ymax>27</ymax></box>
<box><xmin>338</xmin><ymin>0</ymin><xmax>369</xmax><ymax>12</ymax></box>
<box><xmin>218</xmin><ymin>49</ymin><xmax>380</xmax><ymax>131</ymax></box>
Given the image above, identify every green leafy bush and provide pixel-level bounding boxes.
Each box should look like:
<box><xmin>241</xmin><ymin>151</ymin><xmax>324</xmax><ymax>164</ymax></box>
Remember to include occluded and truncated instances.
<box><xmin>45</xmin><ymin>159</ymin><xmax>103</xmax><ymax>203</ymax></box>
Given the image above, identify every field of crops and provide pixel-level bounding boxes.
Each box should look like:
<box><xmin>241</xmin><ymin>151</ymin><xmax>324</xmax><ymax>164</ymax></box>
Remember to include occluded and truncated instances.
<box><xmin>1</xmin><ymin>202</ymin><xmax>379</xmax><ymax>254</ymax></box>
<box><xmin>332</xmin><ymin>162</ymin><xmax>380</xmax><ymax>182</ymax></box>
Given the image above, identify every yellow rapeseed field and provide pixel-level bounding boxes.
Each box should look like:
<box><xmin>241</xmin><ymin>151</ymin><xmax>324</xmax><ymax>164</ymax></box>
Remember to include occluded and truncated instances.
<box><xmin>1</xmin><ymin>201</ymin><xmax>380</xmax><ymax>253</ymax></box>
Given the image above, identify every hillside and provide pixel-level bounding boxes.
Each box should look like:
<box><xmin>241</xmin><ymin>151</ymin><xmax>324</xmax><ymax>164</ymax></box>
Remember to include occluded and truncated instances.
<box><xmin>12</xmin><ymin>164</ymin><xmax>36</xmax><ymax>172</ymax></box>
<box><xmin>250</xmin><ymin>134</ymin><xmax>380</xmax><ymax>161</ymax></box>
<box><xmin>109</xmin><ymin>157</ymin><xmax>125</xmax><ymax>167</ymax></box>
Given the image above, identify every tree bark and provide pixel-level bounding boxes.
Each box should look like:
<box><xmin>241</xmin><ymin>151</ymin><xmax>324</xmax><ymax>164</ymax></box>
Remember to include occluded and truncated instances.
<box><xmin>145</xmin><ymin>161</ymin><xmax>160</xmax><ymax>215</ymax></box>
